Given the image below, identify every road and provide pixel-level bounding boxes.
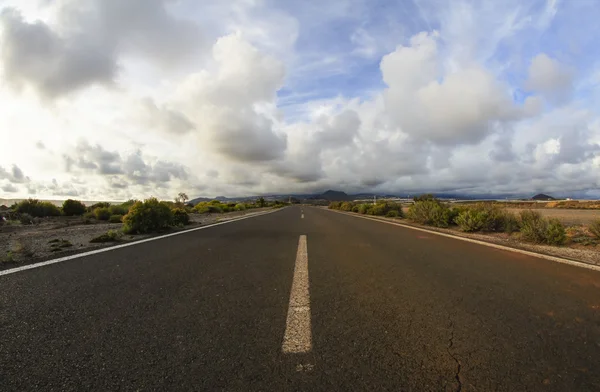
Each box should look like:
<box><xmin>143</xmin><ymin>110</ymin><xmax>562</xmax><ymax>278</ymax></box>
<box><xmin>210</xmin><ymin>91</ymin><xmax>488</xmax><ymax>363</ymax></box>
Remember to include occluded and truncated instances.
<box><xmin>1</xmin><ymin>206</ymin><xmax>600</xmax><ymax>391</ymax></box>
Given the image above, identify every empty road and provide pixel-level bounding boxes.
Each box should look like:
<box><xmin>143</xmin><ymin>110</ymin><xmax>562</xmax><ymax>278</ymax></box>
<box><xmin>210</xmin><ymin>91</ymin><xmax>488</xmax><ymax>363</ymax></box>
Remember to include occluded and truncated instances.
<box><xmin>1</xmin><ymin>206</ymin><xmax>600</xmax><ymax>391</ymax></box>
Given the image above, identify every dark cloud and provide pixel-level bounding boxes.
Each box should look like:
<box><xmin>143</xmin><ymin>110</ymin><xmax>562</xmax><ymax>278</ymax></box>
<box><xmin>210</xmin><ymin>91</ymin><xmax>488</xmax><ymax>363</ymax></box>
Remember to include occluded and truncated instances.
<box><xmin>210</xmin><ymin>109</ymin><xmax>287</xmax><ymax>162</ymax></box>
<box><xmin>0</xmin><ymin>1</ymin><xmax>204</xmax><ymax>98</ymax></box>
<box><xmin>1</xmin><ymin>183</ymin><xmax>18</xmax><ymax>193</ymax></box>
<box><xmin>141</xmin><ymin>98</ymin><xmax>195</xmax><ymax>135</ymax></box>
<box><xmin>0</xmin><ymin>8</ymin><xmax>117</xmax><ymax>98</ymax></box>
<box><xmin>63</xmin><ymin>142</ymin><xmax>190</xmax><ymax>189</ymax></box>
<box><xmin>0</xmin><ymin>164</ymin><xmax>30</xmax><ymax>184</ymax></box>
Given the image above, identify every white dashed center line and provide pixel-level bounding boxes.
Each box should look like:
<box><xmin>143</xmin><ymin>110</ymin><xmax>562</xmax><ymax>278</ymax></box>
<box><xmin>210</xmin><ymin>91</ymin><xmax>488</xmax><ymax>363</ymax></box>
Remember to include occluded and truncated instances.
<box><xmin>282</xmin><ymin>235</ymin><xmax>312</xmax><ymax>354</ymax></box>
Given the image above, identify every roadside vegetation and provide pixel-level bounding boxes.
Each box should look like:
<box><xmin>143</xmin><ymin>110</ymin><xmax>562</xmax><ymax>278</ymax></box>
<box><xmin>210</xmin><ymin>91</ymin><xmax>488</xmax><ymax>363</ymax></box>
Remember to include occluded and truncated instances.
<box><xmin>328</xmin><ymin>195</ymin><xmax>598</xmax><ymax>247</ymax></box>
<box><xmin>0</xmin><ymin>194</ymin><xmax>288</xmax><ymax>264</ymax></box>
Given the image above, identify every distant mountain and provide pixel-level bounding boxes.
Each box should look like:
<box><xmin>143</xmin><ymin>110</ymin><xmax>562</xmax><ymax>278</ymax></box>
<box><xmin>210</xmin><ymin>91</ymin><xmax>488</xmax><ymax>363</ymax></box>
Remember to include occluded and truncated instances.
<box><xmin>531</xmin><ymin>193</ymin><xmax>555</xmax><ymax>201</ymax></box>
<box><xmin>316</xmin><ymin>190</ymin><xmax>352</xmax><ymax>201</ymax></box>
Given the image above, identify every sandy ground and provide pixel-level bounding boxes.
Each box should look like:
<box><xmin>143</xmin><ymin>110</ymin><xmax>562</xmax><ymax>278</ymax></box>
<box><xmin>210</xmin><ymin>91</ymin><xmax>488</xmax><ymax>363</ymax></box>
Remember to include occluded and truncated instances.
<box><xmin>505</xmin><ymin>208</ymin><xmax>600</xmax><ymax>226</ymax></box>
<box><xmin>0</xmin><ymin>208</ymin><xmax>273</xmax><ymax>268</ymax></box>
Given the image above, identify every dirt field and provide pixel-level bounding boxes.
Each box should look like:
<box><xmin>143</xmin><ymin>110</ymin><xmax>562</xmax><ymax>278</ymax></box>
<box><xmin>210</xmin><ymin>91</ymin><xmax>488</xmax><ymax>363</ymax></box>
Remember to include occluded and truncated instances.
<box><xmin>0</xmin><ymin>208</ymin><xmax>273</xmax><ymax>268</ymax></box>
<box><xmin>506</xmin><ymin>208</ymin><xmax>600</xmax><ymax>226</ymax></box>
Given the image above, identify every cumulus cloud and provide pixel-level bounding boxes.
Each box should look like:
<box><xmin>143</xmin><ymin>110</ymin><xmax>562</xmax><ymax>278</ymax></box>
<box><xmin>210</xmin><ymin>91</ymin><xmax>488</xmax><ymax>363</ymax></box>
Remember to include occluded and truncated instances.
<box><xmin>0</xmin><ymin>164</ymin><xmax>29</xmax><ymax>183</ymax></box>
<box><xmin>63</xmin><ymin>141</ymin><xmax>190</xmax><ymax>190</ymax></box>
<box><xmin>139</xmin><ymin>98</ymin><xmax>195</xmax><ymax>135</ymax></box>
<box><xmin>171</xmin><ymin>34</ymin><xmax>287</xmax><ymax>162</ymax></box>
<box><xmin>0</xmin><ymin>0</ymin><xmax>204</xmax><ymax>98</ymax></box>
<box><xmin>1</xmin><ymin>183</ymin><xmax>18</xmax><ymax>192</ymax></box>
<box><xmin>0</xmin><ymin>8</ymin><xmax>116</xmax><ymax>98</ymax></box>
<box><xmin>381</xmin><ymin>32</ymin><xmax>519</xmax><ymax>145</ymax></box>
<box><xmin>1</xmin><ymin>1</ymin><xmax>600</xmax><ymax>199</ymax></box>
<box><xmin>525</xmin><ymin>54</ymin><xmax>573</xmax><ymax>104</ymax></box>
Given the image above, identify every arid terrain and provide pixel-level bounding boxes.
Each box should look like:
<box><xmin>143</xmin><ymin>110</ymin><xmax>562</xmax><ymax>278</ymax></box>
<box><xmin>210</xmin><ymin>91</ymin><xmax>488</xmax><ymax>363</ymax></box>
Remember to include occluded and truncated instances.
<box><xmin>0</xmin><ymin>208</ymin><xmax>273</xmax><ymax>269</ymax></box>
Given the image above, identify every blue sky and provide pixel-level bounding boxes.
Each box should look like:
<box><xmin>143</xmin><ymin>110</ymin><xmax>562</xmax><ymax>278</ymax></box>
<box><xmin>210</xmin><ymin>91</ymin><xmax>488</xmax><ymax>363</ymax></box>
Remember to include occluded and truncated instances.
<box><xmin>0</xmin><ymin>0</ymin><xmax>599</xmax><ymax>199</ymax></box>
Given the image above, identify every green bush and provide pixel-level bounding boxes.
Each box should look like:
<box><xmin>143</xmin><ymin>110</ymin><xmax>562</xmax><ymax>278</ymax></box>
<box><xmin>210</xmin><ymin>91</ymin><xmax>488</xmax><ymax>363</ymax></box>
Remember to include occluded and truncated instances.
<box><xmin>590</xmin><ymin>219</ymin><xmax>600</xmax><ymax>239</ymax></box>
<box><xmin>386</xmin><ymin>210</ymin><xmax>400</xmax><ymax>218</ymax></box>
<box><xmin>94</xmin><ymin>207</ymin><xmax>111</xmax><ymax>221</ymax></box>
<box><xmin>328</xmin><ymin>201</ymin><xmax>342</xmax><ymax>210</ymax></box>
<box><xmin>408</xmin><ymin>199</ymin><xmax>452</xmax><ymax>227</ymax></box>
<box><xmin>357</xmin><ymin>204</ymin><xmax>371</xmax><ymax>214</ymax></box>
<box><xmin>234</xmin><ymin>203</ymin><xmax>246</xmax><ymax>211</ymax></box>
<box><xmin>19</xmin><ymin>213</ymin><xmax>33</xmax><ymax>225</ymax></box>
<box><xmin>454</xmin><ymin>203</ymin><xmax>514</xmax><ymax>233</ymax></box>
<box><xmin>171</xmin><ymin>208</ymin><xmax>190</xmax><ymax>226</ymax></box>
<box><xmin>88</xmin><ymin>202</ymin><xmax>111</xmax><ymax>212</ymax></box>
<box><xmin>545</xmin><ymin>219</ymin><xmax>566</xmax><ymax>245</ymax></box>
<box><xmin>208</xmin><ymin>205</ymin><xmax>223</xmax><ymax>213</ymax></box>
<box><xmin>519</xmin><ymin>210</ymin><xmax>547</xmax><ymax>243</ymax></box>
<box><xmin>14</xmin><ymin>199</ymin><xmax>61</xmax><ymax>217</ymax></box>
<box><xmin>62</xmin><ymin>199</ymin><xmax>87</xmax><ymax>216</ymax></box>
<box><xmin>503</xmin><ymin>213</ymin><xmax>520</xmax><ymax>234</ymax></box>
<box><xmin>339</xmin><ymin>202</ymin><xmax>355</xmax><ymax>212</ymax></box>
<box><xmin>455</xmin><ymin>209</ymin><xmax>487</xmax><ymax>232</ymax></box>
<box><xmin>109</xmin><ymin>204</ymin><xmax>129</xmax><ymax>216</ymax></box>
<box><xmin>122</xmin><ymin>198</ymin><xmax>173</xmax><ymax>234</ymax></box>
<box><xmin>90</xmin><ymin>230</ymin><xmax>121</xmax><ymax>243</ymax></box>
<box><xmin>109</xmin><ymin>214</ymin><xmax>123</xmax><ymax>223</ymax></box>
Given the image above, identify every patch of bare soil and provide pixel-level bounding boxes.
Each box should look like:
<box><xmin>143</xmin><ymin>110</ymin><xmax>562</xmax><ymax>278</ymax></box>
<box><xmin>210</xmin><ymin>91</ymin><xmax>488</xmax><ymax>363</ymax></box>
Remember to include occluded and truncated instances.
<box><xmin>506</xmin><ymin>208</ymin><xmax>600</xmax><ymax>226</ymax></box>
<box><xmin>0</xmin><ymin>208</ymin><xmax>274</xmax><ymax>270</ymax></box>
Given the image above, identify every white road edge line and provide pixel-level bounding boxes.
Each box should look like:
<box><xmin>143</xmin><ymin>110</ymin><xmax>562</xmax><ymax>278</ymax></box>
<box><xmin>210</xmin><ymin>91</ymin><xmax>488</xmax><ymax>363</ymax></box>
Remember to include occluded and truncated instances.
<box><xmin>325</xmin><ymin>208</ymin><xmax>600</xmax><ymax>273</ymax></box>
<box><xmin>0</xmin><ymin>208</ymin><xmax>284</xmax><ymax>277</ymax></box>
<box><xmin>301</xmin><ymin>214</ymin><xmax>304</xmax><ymax>219</ymax></box>
<box><xmin>282</xmin><ymin>235</ymin><xmax>312</xmax><ymax>354</ymax></box>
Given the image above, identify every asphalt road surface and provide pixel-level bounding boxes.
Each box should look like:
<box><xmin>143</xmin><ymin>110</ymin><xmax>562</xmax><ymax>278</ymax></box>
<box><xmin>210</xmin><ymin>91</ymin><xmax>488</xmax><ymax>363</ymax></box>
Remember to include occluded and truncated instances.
<box><xmin>1</xmin><ymin>206</ymin><xmax>600</xmax><ymax>391</ymax></box>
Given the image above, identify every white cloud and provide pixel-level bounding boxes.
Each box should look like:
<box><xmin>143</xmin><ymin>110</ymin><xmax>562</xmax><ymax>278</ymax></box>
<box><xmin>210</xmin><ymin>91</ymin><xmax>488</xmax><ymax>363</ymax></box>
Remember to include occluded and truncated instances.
<box><xmin>526</xmin><ymin>53</ymin><xmax>573</xmax><ymax>103</ymax></box>
<box><xmin>0</xmin><ymin>0</ymin><xmax>599</xmax><ymax>200</ymax></box>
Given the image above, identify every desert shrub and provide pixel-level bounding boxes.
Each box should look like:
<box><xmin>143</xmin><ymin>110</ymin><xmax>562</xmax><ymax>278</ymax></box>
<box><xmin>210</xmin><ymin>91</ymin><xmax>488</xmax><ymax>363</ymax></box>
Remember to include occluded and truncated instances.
<box><xmin>357</xmin><ymin>203</ymin><xmax>371</xmax><ymax>214</ymax></box>
<box><xmin>48</xmin><ymin>239</ymin><xmax>73</xmax><ymax>252</ymax></box>
<box><xmin>545</xmin><ymin>219</ymin><xmax>567</xmax><ymax>245</ymax></box>
<box><xmin>94</xmin><ymin>207</ymin><xmax>111</xmax><ymax>221</ymax></box>
<box><xmin>208</xmin><ymin>205</ymin><xmax>223</xmax><ymax>213</ymax></box>
<box><xmin>62</xmin><ymin>199</ymin><xmax>87</xmax><ymax>216</ymax></box>
<box><xmin>14</xmin><ymin>199</ymin><xmax>61</xmax><ymax>217</ymax></box>
<box><xmin>13</xmin><ymin>240</ymin><xmax>34</xmax><ymax>257</ymax></box>
<box><xmin>221</xmin><ymin>205</ymin><xmax>231</xmax><ymax>213</ymax></box>
<box><xmin>454</xmin><ymin>203</ymin><xmax>513</xmax><ymax>232</ymax></box>
<box><xmin>408</xmin><ymin>199</ymin><xmax>452</xmax><ymax>227</ymax></box>
<box><xmin>455</xmin><ymin>209</ymin><xmax>487</xmax><ymax>232</ymax></box>
<box><xmin>123</xmin><ymin>198</ymin><xmax>173</xmax><ymax>234</ymax></box>
<box><xmin>328</xmin><ymin>201</ymin><xmax>342</xmax><ymax>210</ymax></box>
<box><xmin>386</xmin><ymin>210</ymin><xmax>400</xmax><ymax>218</ymax></box>
<box><xmin>88</xmin><ymin>202</ymin><xmax>111</xmax><ymax>211</ymax></box>
<box><xmin>503</xmin><ymin>212</ymin><xmax>520</xmax><ymax>234</ymax></box>
<box><xmin>209</xmin><ymin>200</ymin><xmax>222</xmax><ymax>205</ymax></box>
<box><xmin>413</xmin><ymin>194</ymin><xmax>436</xmax><ymax>202</ymax></box>
<box><xmin>83</xmin><ymin>211</ymin><xmax>95</xmax><ymax>220</ymax></box>
<box><xmin>171</xmin><ymin>208</ymin><xmax>190</xmax><ymax>226</ymax></box>
<box><xmin>109</xmin><ymin>204</ymin><xmax>129</xmax><ymax>216</ymax></box>
<box><xmin>234</xmin><ymin>203</ymin><xmax>246</xmax><ymax>211</ymax></box>
<box><xmin>339</xmin><ymin>202</ymin><xmax>354</xmax><ymax>212</ymax></box>
<box><xmin>19</xmin><ymin>213</ymin><xmax>34</xmax><ymax>225</ymax></box>
<box><xmin>109</xmin><ymin>214</ymin><xmax>123</xmax><ymax>223</ymax></box>
<box><xmin>590</xmin><ymin>219</ymin><xmax>600</xmax><ymax>239</ymax></box>
<box><xmin>519</xmin><ymin>210</ymin><xmax>547</xmax><ymax>243</ymax></box>
<box><xmin>90</xmin><ymin>230</ymin><xmax>121</xmax><ymax>243</ymax></box>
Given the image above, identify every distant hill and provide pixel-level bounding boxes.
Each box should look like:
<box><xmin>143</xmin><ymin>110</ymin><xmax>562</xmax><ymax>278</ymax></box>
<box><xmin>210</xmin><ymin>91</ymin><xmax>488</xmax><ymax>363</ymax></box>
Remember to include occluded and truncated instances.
<box><xmin>532</xmin><ymin>193</ymin><xmax>555</xmax><ymax>201</ymax></box>
<box><xmin>316</xmin><ymin>190</ymin><xmax>352</xmax><ymax>201</ymax></box>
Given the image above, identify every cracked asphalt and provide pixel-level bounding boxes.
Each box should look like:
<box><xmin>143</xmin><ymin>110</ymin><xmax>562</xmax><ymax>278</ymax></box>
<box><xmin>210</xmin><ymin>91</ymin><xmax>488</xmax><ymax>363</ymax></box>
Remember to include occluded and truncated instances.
<box><xmin>1</xmin><ymin>206</ymin><xmax>600</xmax><ymax>391</ymax></box>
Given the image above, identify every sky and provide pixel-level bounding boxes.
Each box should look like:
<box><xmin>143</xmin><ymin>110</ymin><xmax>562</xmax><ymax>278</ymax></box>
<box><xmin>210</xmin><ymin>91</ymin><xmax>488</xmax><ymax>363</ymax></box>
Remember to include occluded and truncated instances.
<box><xmin>0</xmin><ymin>0</ymin><xmax>599</xmax><ymax>200</ymax></box>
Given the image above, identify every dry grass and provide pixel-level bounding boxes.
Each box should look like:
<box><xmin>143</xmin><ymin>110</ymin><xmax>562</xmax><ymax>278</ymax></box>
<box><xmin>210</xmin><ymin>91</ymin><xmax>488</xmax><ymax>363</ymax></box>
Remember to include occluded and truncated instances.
<box><xmin>507</xmin><ymin>208</ymin><xmax>600</xmax><ymax>226</ymax></box>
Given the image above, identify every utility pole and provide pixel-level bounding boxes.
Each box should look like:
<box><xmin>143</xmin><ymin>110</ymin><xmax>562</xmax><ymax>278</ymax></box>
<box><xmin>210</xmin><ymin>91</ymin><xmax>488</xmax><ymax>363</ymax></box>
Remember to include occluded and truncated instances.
<box><xmin>373</xmin><ymin>195</ymin><xmax>377</xmax><ymax>205</ymax></box>
<box><xmin>289</xmin><ymin>196</ymin><xmax>291</xmax><ymax>204</ymax></box>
